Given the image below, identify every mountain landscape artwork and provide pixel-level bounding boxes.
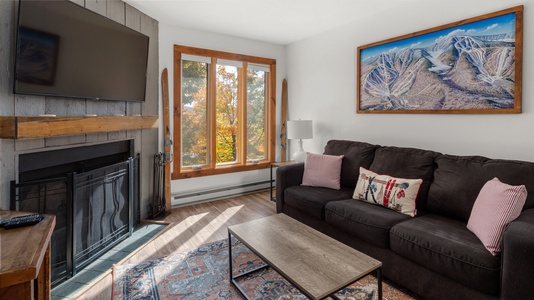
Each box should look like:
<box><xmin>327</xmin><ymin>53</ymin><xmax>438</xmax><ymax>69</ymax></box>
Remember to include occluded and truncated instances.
<box><xmin>357</xmin><ymin>7</ymin><xmax>522</xmax><ymax>113</ymax></box>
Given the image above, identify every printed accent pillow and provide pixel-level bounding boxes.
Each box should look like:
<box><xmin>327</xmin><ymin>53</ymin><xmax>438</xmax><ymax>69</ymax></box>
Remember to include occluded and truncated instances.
<box><xmin>353</xmin><ymin>167</ymin><xmax>422</xmax><ymax>217</ymax></box>
<box><xmin>467</xmin><ymin>177</ymin><xmax>527</xmax><ymax>256</ymax></box>
<box><xmin>301</xmin><ymin>153</ymin><xmax>344</xmax><ymax>190</ymax></box>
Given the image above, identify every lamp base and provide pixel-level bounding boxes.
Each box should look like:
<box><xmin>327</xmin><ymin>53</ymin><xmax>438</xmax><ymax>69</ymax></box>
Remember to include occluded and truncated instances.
<box><xmin>292</xmin><ymin>150</ymin><xmax>306</xmax><ymax>163</ymax></box>
<box><xmin>292</xmin><ymin>140</ymin><xmax>306</xmax><ymax>163</ymax></box>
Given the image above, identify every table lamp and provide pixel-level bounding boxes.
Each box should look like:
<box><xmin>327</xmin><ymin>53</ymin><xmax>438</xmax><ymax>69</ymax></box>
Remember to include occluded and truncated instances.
<box><xmin>287</xmin><ymin>120</ymin><xmax>313</xmax><ymax>163</ymax></box>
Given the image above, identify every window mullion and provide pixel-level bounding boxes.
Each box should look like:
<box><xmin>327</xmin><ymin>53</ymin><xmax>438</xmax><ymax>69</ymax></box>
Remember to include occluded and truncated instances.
<box><xmin>174</xmin><ymin>51</ymin><xmax>183</xmax><ymax>175</ymax></box>
<box><xmin>263</xmin><ymin>72</ymin><xmax>269</xmax><ymax>163</ymax></box>
<box><xmin>268</xmin><ymin>65</ymin><xmax>276</xmax><ymax>162</ymax></box>
<box><xmin>209</xmin><ymin>57</ymin><xmax>217</xmax><ymax>169</ymax></box>
<box><xmin>238</xmin><ymin>63</ymin><xmax>247</xmax><ymax>165</ymax></box>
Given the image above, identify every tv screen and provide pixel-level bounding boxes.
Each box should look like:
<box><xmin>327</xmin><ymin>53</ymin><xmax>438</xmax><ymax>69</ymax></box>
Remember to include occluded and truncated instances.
<box><xmin>14</xmin><ymin>0</ymin><xmax>149</xmax><ymax>102</ymax></box>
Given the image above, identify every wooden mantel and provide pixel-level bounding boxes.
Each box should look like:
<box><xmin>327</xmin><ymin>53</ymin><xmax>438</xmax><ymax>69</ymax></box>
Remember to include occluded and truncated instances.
<box><xmin>0</xmin><ymin>115</ymin><xmax>158</xmax><ymax>139</ymax></box>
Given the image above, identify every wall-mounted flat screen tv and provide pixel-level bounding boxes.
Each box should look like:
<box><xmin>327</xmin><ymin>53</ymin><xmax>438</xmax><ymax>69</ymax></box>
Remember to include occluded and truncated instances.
<box><xmin>14</xmin><ymin>0</ymin><xmax>149</xmax><ymax>102</ymax></box>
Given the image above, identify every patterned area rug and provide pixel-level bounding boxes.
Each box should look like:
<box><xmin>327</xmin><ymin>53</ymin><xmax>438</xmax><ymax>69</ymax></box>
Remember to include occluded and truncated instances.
<box><xmin>113</xmin><ymin>238</ymin><xmax>414</xmax><ymax>300</ymax></box>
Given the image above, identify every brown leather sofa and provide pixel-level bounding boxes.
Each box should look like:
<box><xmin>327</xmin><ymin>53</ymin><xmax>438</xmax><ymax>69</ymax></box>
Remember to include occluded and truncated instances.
<box><xmin>276</xmin><ymin>140</ymin><xmax>534</xmax><ymax>299</ymax></box>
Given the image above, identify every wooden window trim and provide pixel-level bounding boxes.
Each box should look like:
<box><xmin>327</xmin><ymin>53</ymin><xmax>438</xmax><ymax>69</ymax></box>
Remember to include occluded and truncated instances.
<box><xmin>172</xmin><ymin>45</ymin><xmax>276</xmax><ymax>180</ymax></box>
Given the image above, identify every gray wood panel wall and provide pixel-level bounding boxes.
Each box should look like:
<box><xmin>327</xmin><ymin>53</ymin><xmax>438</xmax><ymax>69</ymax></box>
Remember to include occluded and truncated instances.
<box><xmin>0</xmin><ymin>0</ymin><xmax>159</xmax><ymax>220</ymax></box>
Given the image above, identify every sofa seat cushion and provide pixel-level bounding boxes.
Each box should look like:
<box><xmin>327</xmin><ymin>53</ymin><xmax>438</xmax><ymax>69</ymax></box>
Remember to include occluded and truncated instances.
<box><xmin>284</xmin><ymin>185</ymin><xmax>353</xmax><ymax>220</ymax></box>
<box><xmin>325</xmin><ymin>199</ymin><xmax>410</xmax><ymax>248</ymax></box>
<box><xmin>390</xmin><ymin>214</ymin><xmax>501</xmax><ymax>295</ymax></box>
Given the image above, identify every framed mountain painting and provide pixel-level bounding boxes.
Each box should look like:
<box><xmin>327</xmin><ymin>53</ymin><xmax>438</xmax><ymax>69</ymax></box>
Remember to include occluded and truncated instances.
<box><xmin>357</xmin><ymin>6</ymin><xmax>523</xmax><ymax>114</ymax></box>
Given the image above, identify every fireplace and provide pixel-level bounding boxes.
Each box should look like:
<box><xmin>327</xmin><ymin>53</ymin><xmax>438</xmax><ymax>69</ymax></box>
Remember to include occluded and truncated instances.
<box><xmin>10</xmin><ymin>140</ymin><xmax>140</xmax><ymax>286</ymax></box>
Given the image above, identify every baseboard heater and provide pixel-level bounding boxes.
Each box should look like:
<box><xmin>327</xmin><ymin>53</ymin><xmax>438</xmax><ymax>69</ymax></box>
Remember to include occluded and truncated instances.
<box><xmin>172</xmin><ymin>180</ymin><xmax>271</xmax><ymax>206</ymax></box>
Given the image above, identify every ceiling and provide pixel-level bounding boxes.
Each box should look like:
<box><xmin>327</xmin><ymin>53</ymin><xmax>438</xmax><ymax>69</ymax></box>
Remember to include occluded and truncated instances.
<box><xmin>124</xmin><ymin>0</ymin><xmax>404</xmax><ymax>45</ymax></box>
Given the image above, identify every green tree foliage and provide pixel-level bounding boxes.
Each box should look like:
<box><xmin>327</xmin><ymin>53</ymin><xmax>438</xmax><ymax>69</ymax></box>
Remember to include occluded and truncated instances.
<box><xmin>181</xmin><ymin>60</ymin><xmax>267</xmax><ymax>167</ymax></box>
<box><xmin>181</xmin><ymin>61</ymin><xmax>207</xmax><ymax>167</ymax></box>
<box><xmin>247</xmin><ymin>69</ymin><xmax>266</xmax><ymax>160</ymax></box>
<box><xmin>182</xmin><ymin>61</ymin><xmax>207</xmax><ymax>105</ymax></box>
<box><xmin>216</xmin><ymin>65</ymin><xmax>238</xmax><ymax>163</ymax></box>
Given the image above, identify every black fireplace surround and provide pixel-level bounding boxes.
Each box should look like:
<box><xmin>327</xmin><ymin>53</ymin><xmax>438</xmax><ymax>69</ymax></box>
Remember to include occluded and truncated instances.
<box><xmin>10</xmin><ymin>140</ymin><xmax>140</xmax><ymax>286</ymax></box>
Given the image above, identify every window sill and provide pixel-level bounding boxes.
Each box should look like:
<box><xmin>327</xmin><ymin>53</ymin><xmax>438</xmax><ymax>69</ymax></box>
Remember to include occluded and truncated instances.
<box><xmin>172</xmin><ymin>162</ymin><xmax>270</xmax><ymax>179</ymax></box>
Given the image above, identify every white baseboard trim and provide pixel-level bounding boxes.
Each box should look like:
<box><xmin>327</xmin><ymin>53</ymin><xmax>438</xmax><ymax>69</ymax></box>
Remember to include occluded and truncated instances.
<box><xmin>171</xmin><ymin>180</ymin><xmax>271</xmax><ymax>207</ymax></box>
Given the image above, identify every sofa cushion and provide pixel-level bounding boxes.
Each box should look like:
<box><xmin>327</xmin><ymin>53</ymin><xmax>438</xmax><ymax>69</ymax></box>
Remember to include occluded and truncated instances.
<box><xmin>427</xmin><ymin>155</ymin><xmax>534</xmax><ymax>221</ymax></box>
<box><xmin>369</xmin><ymin>146</ymin><xmax>440</xmax><ymax>212</ymax></box>
<box><xmin>353</xmin><ymin>167</ymin><xmax>422</xmax><ymax>217</ymax></box>
<box><xmin>467</xmin><ymin>177</ymin><xmax>527</xmax><ymax>255</ymax></box>
<box><xmin>325</xmin><ymin>199</ymin><xmax>410</xmax><ymax>248</ymax></box>
<box><xmin>390</xmin><ymin>214</ymin><xmax>501</xmax><ymax>295</ymax></box>
<box><xmin>284</xmin><ymin>185</ymin><xmax>353</xmax><ymax>220</ymax></box>
<box><xmin>302</xmin><ymin>153</ymin><xmax>344</xmax><ymax>190</ymax></box>
<box><xmin>323</xmin><ymin>140</ymin><xmax>380</xmax><ymax>189</ymax></box>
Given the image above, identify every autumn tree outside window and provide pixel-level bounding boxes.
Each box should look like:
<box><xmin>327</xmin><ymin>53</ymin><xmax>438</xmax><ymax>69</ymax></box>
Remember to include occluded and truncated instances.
<box><xmin>173</xmin><ymin>45</ymin><xmax>276</xmax><ymax>179</ymax></box>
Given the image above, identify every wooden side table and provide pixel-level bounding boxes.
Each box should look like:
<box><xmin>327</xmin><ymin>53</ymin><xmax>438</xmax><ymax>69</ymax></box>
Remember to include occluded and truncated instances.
<box><xmin>270</xmin><ymin>161</ymin><xmax>297</xmax><ymax>201</ymax></box>
<box><xmin>0</xmin><ymin>211</ymin><xmax>56</xmax><ymax>300</ymax></box>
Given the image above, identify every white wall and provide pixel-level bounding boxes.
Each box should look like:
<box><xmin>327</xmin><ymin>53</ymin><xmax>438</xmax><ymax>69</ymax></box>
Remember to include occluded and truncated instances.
<box><xmin>158</xmin><ymin>24</ymin><xmax>286</xmax><ymax>204</ymax></box>
<box><xmin>287</xmin><ymin>0</ymin><xmax>533</xmax><ymax>161</ymax></box>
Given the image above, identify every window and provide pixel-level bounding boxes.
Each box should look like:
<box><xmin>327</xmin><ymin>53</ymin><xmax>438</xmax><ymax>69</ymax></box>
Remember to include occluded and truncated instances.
<box><xmin>173</xmin><ymin>45</ymin><xmax>276</xmax><ymax>179</ymax></box>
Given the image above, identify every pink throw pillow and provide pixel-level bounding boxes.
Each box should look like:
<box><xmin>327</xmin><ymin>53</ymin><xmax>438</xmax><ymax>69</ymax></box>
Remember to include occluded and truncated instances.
<box><xmin>301</xmin><ymin>153</ymin><xmax>344</xmax><ymax>190</ymax></box>
<box><xmin>467</xmin><ymin>177</ymin><xmax>527</xmax><ymax>256</ymax></box>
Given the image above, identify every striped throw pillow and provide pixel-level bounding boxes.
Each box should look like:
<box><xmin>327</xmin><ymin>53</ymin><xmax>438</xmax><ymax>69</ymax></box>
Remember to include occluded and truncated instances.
<box><xmin>467</xmin><ymin>177</ymin><xmax>527</xmax><ymax>256</ymax></box>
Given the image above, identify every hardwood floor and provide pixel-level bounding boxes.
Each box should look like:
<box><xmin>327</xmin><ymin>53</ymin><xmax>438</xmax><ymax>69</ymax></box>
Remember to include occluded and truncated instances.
<box><xmin>74</xmin><ymin>190</ymin><xmax>276</xmax><ymax>300</ymax></box>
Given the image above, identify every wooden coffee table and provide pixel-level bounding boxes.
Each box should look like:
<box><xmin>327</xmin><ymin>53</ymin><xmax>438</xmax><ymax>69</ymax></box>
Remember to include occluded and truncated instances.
<box><xmin>228</xmin><ymin>213</ymin><xmax>382</xmax><ymax>300</ymax></box>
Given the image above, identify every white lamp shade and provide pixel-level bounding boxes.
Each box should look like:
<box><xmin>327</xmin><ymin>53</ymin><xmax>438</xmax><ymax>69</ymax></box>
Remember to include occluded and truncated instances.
<box><xmin>287</xmin><ymin>120</ymin><xmax>313</xmax><ymax>140</ymax></box>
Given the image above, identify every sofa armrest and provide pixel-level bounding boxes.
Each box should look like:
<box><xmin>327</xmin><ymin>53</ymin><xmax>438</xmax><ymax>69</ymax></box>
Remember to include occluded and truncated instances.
<box><xmin>501</xmin><ymin>209</ymin><xmax>534</xmax><ymax>299</ymax></box>
<box><xmin>275</xmin><ymin>163</ymin><xmax>304</xmax><ymax>213</ymax></box>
